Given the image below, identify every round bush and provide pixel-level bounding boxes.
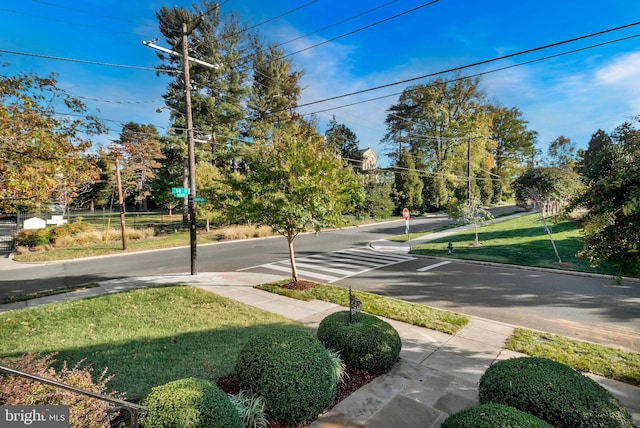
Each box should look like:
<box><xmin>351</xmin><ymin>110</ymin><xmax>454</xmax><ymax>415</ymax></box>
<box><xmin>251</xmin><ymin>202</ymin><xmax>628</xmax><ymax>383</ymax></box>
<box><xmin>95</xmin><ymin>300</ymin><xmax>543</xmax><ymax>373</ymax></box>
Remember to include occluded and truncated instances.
<box><xmin>235</xmin><ymin>328</ymin><xmax>337</xmax><ymax>425</ymax></box>
<box><xmin>141</xmin><ymin>377</ymin><xmax>242</xmax><ymax>428</ymax></box>
<box><xmin>442</xmin><ymin>403</ymin><xmax>554</xmax><ymax>427</ymax></box>
<box><xmin>479</xmin><ymin>357</ymin><xmax>634</xmax><ymax>427</ymax></box>
<box><xmin>317</xmin><ymin>310</ymin><xmax>401</xmax><ymax>374</ymax></box>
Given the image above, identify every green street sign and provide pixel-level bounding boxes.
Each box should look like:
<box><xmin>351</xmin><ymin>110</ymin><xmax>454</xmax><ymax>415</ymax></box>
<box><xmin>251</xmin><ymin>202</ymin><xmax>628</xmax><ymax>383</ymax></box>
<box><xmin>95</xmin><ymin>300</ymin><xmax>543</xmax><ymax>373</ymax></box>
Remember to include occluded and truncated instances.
<box><xmin>194</xmin><ymin>196</ymin><xmax>208</xmax><ymax>204</ymax></box>
<box><xmin>172</xmin><ymin>187</ymin><xmax>190</xmax><ymax>198</ymax></box>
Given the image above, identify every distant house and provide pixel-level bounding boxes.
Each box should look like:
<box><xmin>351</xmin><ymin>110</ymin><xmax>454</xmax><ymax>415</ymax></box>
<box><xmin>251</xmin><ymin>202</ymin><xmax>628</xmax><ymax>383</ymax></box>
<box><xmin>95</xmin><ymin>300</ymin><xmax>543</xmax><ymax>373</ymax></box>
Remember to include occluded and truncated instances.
<box><xmin>356</xmin><ymin>148</ymin><xmax>378</xmax><ymax>173</ymax></box>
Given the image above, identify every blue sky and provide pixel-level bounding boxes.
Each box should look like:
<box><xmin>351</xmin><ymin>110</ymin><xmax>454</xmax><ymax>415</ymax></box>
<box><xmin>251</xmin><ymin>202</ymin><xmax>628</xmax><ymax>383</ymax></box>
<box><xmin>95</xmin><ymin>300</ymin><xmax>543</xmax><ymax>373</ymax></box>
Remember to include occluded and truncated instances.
<box><xmin>2</xmin><ymin>0</ymin><xmax>639</xmax><ymax>166</ymax></box>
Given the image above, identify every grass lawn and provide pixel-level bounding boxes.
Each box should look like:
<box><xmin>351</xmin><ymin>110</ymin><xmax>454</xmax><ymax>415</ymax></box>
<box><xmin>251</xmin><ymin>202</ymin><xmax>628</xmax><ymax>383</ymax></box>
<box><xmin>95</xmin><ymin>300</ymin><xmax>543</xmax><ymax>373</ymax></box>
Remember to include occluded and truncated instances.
<box><xmin>506</xmin><ymin>328</ymin><xmax>640</xmax><ymax>386</ymax></box>
<box><xmin>257</xmin><ymin>282</ymin><xmax>470</xmax><ymax>335</ymax></box>
<box><xmin>410</xmin><ymin>213</ymin><xmax>621</xmax><ymax>276</ymax></box>
<box><xmin>0</xmin><ymin>286</ymin><xmax>306</xmax><ymax>401</ymax></box>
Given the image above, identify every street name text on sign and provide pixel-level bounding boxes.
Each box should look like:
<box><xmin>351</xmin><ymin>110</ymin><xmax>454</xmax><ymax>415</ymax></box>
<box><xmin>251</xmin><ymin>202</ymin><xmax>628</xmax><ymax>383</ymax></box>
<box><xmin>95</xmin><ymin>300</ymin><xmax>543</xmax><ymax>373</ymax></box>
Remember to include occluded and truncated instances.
<box><xmin>171</xmin><ymin>187</ymin><xmax>190</xmax><ymax>198</ymax></box>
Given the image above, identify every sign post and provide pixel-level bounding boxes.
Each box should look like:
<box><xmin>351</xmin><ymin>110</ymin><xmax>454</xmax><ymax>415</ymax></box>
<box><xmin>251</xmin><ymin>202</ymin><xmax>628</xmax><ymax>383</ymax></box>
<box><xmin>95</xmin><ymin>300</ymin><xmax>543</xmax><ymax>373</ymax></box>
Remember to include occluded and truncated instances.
<box><xmin>402</xmin><ymin>208</ymin><xmax>411</xmax><ymax>249</ymax></box>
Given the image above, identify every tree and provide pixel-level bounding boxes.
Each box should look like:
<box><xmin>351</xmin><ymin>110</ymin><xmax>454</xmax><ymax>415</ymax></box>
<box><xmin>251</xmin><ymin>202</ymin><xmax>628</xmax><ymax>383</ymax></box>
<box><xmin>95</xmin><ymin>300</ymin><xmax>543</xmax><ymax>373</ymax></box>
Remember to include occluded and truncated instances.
<box><xmin>325</xmin><ymin>116</ymin><xmax>360</xmax><ymax>168</ymax></box>
<box><xmin>448</xmin><ymin>198</ymin><xmax>493</xmax><ymax>245</ymax></box>
<box><xmin>513</xmin><ymin>167</ymin><xmax>582</xmax><ymax>216</ymax></box>
<box><xmin>383</xmin><ymin>76</ymin><xmax>491</xmax><ymax>210</ymax></box>
<box><xmin>571</xmin><ymin>119</ymin><xmax>640</xmax><ymax>275</ymax></box>
<box><xmin>547</xmin><ymin>136</ymin><xmax>576</xmax><ymax>170</ymax></box>
<box><xmin>237</xmin><ymin>122</ymin><xmax>364</xmax><ymax>282</ymax></box>
<box><xmin>150</xmin><ymin>135</ymin><xmax>187</xmax><ymax>216</ymax></box>
<box><xmin>116</xmin><ymin>123</ymin><xmax>163</xmax><ymax>211</ymax></box>
<box><xmin>394</xmin><ymin>148</ymin><xmax>423</xmax><ymax>213</ymax></box>
<box><xmin>573</xmin><ymin>163</ymin><xmax>640</xmax><ymax>275</ymax></box>
<box><xmin>0</xmin><ymin>70</ymin><xmax>102</xmax><ymax>213</ymax></box>
<box><xmin>487</xmin><ymin>106</ymin><xmax>537</xmax><ymax>202</ymax></box>
<box><xmin>578</xmin><ymin>129</ymin><xmax>616</xmax><ymax>183</ymax></box>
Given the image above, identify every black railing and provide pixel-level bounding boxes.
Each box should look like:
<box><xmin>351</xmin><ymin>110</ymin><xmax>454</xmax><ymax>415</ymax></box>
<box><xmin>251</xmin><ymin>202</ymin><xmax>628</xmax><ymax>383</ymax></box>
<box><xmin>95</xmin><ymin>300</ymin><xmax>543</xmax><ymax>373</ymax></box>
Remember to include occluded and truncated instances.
<box><xmin>0</xmin><ymin>365</ymin><xmax>146</xmax><ymax>428</ymax></box>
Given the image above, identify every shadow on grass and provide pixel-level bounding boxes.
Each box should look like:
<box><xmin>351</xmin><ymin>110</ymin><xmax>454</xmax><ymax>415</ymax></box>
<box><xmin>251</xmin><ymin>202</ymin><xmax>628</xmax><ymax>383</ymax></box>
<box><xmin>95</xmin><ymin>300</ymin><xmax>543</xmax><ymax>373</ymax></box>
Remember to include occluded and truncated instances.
<box><xmin>1</xmin><ymin>322</ymin><xmax>308</xmax><ymax>402</ymax></box>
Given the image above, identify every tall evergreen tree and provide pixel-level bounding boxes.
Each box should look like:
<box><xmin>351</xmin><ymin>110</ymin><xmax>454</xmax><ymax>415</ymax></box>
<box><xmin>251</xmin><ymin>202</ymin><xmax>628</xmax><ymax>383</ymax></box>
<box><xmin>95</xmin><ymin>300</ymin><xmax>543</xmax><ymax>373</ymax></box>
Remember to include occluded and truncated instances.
<box><xmin>325</xmin><ymin>116</ymin><xmax>360</xmax><ymax>168</ymax></box>
<box><xmin>394</xmin><ymin>148</ymin><xmax>423</xmax><ymax>213</ymax></box>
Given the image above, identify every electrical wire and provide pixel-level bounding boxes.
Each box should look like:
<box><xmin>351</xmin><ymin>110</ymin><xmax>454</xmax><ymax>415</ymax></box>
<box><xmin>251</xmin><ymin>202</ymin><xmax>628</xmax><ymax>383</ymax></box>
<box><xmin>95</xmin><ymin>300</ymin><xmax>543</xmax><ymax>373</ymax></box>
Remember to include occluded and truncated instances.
<box><xmin>283</xmin><ymin>0</ymin><xmax>440</xmax><ymax>58</ymax></box>
<box><xmin>294</xmin><ymin>20</ymin><xmax>640</xmax><ymax>109</ymax></box>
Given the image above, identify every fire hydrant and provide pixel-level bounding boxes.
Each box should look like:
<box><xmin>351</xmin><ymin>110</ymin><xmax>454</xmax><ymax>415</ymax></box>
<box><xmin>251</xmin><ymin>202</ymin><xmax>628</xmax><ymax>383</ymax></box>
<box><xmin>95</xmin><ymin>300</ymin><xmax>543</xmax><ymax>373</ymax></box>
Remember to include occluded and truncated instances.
<box><xmin>447</xmin><ymin>241</ymin><xmax>454</xmax><ymax>255</ymax></box>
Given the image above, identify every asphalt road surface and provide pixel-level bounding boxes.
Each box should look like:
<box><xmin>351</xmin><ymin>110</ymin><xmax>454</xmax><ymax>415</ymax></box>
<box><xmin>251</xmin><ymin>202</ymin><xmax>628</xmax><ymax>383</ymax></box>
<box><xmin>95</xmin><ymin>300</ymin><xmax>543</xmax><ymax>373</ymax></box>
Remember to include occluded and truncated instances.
<box><xmin>1</xmin><ymin>209</ymin><xmax>638</xmax><ymax>351</ymax></box>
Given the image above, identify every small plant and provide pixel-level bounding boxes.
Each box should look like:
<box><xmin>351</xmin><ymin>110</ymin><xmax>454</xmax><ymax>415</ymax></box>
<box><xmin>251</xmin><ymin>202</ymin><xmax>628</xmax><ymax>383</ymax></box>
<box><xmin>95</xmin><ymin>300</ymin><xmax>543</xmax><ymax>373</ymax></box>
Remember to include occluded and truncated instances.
<box><xmin>442</xmin><ymin>403</ymin><xmax>554</xmax><ymax>427</ymax></box>
<box><xmin>317</xmin><ymin>311</ymin><xmax>401</xmax><ymax>374</ymax></box>
<box><xmin>228</xmin><ymin>391</ymin><xmax>268</xmax><ymax>428</ymax></box>
<box><xmin>235</xmin><ymin>328</ymin><xmax>337</xmax><ymax>426</ymax></box>
<box><xmin>479</xmin><ymin>357</ymin><xmax>634</xmax><ymax>427</ymax></box>
<box><xmin>325</xmin><ymin>348</ymin><xmax>348</xmax><ymax>384</ymax></box>
<box><xmin>141</xmin><ymin>377</ymin><xmax>242</xmax><ymax>428</ymax></box>
<box><xmin>0</xmin><ymin>352</ymin><xmax>121</xmax><ymax>428</ymax></box>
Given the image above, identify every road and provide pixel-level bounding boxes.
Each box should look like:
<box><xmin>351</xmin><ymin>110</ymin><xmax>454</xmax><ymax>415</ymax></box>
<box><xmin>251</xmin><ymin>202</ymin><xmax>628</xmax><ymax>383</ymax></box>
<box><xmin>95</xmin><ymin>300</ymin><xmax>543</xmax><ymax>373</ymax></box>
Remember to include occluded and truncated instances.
<box><xmin>1</xmin><ymin>209</ymin><xmax>638</xmax><ymax>351</ymax></box>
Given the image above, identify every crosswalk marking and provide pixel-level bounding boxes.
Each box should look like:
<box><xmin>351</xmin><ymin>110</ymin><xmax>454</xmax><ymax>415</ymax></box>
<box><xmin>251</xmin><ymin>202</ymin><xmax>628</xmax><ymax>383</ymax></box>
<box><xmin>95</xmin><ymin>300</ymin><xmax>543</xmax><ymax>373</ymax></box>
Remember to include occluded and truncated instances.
<box><xmin>249</xmin><ymin>248</ymin><xmax>416</xmax><ymax>283</ymax></box>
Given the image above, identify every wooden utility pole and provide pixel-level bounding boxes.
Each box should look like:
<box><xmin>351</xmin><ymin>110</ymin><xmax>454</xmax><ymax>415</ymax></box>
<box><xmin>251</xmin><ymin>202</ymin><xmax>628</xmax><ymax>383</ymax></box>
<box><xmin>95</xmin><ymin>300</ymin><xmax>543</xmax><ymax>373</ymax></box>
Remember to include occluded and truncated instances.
<box><xmin>183</xmin><ymin>21</ymin><xmax>198</xmax><ymax>275</ymax></box>
<box><xmin>467</xmin><ymin>135</ymin><xmax>472</xmax><ymax>205</ymax></box>
<box><xmin>114</xmin><ymin>156</ymin><xmax>127</xmax><ymax>250</ymax></box>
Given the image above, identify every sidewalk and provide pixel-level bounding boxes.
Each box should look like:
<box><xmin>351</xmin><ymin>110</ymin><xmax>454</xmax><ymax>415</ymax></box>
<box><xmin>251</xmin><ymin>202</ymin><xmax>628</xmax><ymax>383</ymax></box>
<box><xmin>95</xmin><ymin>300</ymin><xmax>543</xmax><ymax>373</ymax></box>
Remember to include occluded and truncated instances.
<box><xmin>1</xmin><ymin>271</ymin><xmax>638</xmax><ymax>427</ymax></box>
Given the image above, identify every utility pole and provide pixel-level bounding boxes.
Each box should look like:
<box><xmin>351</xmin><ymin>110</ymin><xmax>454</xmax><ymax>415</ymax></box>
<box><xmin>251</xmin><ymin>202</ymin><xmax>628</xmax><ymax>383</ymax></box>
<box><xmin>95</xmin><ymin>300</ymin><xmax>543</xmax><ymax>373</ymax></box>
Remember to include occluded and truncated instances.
<box><xmin>467</xmin><ymin>135</ymin><xmax>472</xmax><ymax>205</ymax></box>
<box><xmin>114</xmin><ymin>156</ymin><xmax>127</xmax><ymax>251</ymax></box>
<box><xmin>143</xmin><ymin>13</ymin><xmax>219</xmax><ymax>276</ymax></box>
<box><xmin>182</xmin><ymin>21</ymin><xmax>198</xmax><ymax>276</ymax></box>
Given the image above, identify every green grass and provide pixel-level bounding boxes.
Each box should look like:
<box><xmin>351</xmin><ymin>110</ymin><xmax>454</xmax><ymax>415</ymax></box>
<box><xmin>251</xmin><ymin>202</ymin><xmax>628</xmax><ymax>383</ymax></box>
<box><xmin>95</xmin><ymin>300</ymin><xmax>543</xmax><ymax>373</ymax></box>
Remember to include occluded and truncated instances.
<box><xmin>506</xmin><ymin>328</ymin><xmax>640</xmax><ymax>386</ymax></box>
<box><xmin>0</xmin><ymin>286</ymin><xmax>306</xmax><ymax>401</ymax></box>
<box><xmin>257</xmin><ymin>281</ymin><xmax>470</xmax><ymax>335</ymax></box>
<box><xmin>410</xmin><ymin>213</ymin><xmax>621</xmax><ymax>276</ymax></box>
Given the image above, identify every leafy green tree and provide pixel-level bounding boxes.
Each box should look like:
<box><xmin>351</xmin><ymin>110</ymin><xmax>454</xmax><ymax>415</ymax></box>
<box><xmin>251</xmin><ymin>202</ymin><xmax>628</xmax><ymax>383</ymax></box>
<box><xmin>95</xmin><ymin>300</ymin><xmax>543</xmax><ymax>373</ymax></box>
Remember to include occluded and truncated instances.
<box><xmin>547</xmin><ymin>136</ymin><xmax>576</xmax><ymax>170</ymax></box>
<box><xmin>0</xmin><ymin>69</ymin><xmax>102</xmax><ymax>213</ymax></box>
<box><xmin>237</xmin><ymin>122</ymin><xmax>364</xmax><ymax>282</ymax></box>
<box><xmin>578</xmin><ymin>129</ymin><xmax>616</xmax><ymax>183</ymax></box>
<box><xmin>572</xmin><ymin>120</ymin><xmax>640</xmax><ymax>275</ymax></box>
<box><xmin>513</xmin><ymin>167</ymin><xmax>582</xmax><ymax>215</ymax></box>
<box><xmin>394</xmin><ymin>148</ymin><xmax>423</xmax><ymax>213</ymax></box>
<box><xmin>487</xmin><ymin>106</ymin><xmax>537</xmax><ymax>202</ymax></box>
<box><xmin>357</xmin><ymin>181</ymin><xmax>395</xmax><ymax>219</ymax></box>
<box><xmin>448</xmin><ymin>198</ymin><xmax>493</xmax><ymax>245</ymax></box>
<box><xmin>383</xmin><ymin>76</ymin><xmax>491</xmax><ymax>210</ymax></box>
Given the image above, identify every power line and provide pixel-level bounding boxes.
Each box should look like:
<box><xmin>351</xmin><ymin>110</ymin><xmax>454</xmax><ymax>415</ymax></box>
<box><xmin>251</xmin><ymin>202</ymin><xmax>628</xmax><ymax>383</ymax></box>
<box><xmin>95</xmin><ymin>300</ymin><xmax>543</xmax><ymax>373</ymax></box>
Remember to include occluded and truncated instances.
<box><xmin>276</xmin><ymin>0</ymin><xmax>399</xmax><ymax>48</ymax></box>
<box><xmin>0</xmin><ymin>48</ymin><xmax>178</xmax><ymax>73</ymax></box>
<box><xmin>302</xmin><ymin>32</ymin><xmax>640</xmax><ymax>121</ymax></box>
<box><xmin>294</xmin><ymin>20</ymin><xmax>640</xmax><ymax>109</ymax></box>
<box><xmin>283</xmin><ymin>0</ymin><xmax>440</xmax><ymax>58</ymax></box>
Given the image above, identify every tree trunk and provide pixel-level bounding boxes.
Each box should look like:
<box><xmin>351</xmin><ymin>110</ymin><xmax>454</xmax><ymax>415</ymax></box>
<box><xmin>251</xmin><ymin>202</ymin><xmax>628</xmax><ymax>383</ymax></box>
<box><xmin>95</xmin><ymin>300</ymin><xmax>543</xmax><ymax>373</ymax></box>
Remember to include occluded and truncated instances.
<box><xmin>287</xmin><ymin>235</ymin><xmax>298</xmax><ymax>282</ymax></box>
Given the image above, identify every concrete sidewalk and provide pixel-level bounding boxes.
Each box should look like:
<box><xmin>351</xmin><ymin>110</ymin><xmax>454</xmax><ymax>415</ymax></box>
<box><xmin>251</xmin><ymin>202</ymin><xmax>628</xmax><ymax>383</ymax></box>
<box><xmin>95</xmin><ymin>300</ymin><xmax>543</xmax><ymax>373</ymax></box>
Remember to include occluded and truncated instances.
<box><xmin>1</xmin><ymin>271</ymin><xmax>638</xmax><ymax>427</ymax></box>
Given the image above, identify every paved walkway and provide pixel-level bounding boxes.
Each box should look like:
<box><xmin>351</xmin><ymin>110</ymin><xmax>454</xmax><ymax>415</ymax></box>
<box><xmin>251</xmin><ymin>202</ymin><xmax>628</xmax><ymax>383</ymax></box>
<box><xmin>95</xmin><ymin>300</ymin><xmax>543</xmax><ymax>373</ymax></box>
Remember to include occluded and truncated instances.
<box><xmin>1</xmin><ymin>271</ymin><xmax>638</xmax><ymax>427</ymax></box>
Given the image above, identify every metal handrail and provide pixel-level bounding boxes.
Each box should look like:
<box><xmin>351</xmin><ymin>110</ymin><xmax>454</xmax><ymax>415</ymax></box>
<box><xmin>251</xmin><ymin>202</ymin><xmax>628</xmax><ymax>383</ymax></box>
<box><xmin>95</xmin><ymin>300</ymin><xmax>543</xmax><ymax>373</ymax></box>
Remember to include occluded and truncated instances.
<box><xmin>0</xmin><ymin>365</ymin><xmax>146</xmax><ymax>427</ymax></box>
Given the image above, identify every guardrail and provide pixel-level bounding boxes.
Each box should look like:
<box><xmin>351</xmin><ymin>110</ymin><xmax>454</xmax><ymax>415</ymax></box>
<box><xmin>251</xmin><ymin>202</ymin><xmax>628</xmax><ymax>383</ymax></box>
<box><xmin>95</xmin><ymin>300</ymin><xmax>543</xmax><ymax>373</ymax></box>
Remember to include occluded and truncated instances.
<box><xmin>0</xmin><ymin>365</ymin><xmax>146</xmax><ymax>427</ymax></box>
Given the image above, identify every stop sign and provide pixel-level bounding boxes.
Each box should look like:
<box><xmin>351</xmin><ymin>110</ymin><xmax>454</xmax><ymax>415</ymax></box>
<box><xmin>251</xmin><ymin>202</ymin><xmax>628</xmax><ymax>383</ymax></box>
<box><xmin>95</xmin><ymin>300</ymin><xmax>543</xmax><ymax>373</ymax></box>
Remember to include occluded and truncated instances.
<box><xmin>402</xmin><ymin>208</ymin><xmax>410</xmax><ymax>220</ymax></box>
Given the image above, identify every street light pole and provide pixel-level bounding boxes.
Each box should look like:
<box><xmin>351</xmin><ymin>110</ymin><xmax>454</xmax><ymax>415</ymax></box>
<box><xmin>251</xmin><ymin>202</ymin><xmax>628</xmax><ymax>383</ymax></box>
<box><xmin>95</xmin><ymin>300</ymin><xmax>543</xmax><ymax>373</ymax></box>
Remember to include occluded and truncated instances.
<box><xmin>182</xmin><ymin>22</ymin><xmax>198</xmax><ymax>275</ymax></box>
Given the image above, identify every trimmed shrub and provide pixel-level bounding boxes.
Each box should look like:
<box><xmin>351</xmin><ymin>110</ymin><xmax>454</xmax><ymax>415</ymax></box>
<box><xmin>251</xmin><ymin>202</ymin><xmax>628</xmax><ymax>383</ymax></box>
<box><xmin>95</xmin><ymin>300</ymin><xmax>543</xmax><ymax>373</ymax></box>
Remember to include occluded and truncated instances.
<box><xmin>235</xmin><ymin>328</ymin><xmax>337</xmax><ymax>425</ymax></box>
<box><xmin>141</xmin><ymin>378</ymin><xmax>242</xmax><ymax>428</ymax></box>
<box><xmin>442</xmin><ymin>403</ymin><xmax>554</xmax><ymax>427</ymax></box>
<box><xmin>479</xmin><ymin>357</ymin><xmax>634</xmax><ymax>427</ymax></box>
<box><xmin>317</xmin><ymin>310</ymin><xmax>401</xmax><ymax>374</ymax></box>
<box><xmin>0</xmin><ymin>352</ymin><xmax>120</xmax><ymax>428</ymax></box>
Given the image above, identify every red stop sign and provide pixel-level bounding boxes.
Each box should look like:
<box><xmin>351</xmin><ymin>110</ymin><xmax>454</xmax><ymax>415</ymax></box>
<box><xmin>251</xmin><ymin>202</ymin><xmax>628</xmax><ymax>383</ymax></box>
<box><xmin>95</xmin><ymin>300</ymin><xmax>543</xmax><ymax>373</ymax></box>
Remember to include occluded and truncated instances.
<box><xmin>402</xmin><ymin>208</ymin><xmax>410</xmax><ymax>220</ymax></box>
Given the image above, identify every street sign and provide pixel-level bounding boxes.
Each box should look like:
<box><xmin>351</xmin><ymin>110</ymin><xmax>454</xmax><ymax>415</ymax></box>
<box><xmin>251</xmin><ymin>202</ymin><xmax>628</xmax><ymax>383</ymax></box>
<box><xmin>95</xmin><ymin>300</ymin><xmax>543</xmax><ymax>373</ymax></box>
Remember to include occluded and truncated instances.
<box><xmin>402</xmin><ymin>208</ymin><xmax>410</xmax><ymax>220</ymax></box>
<box><xmin>194</xmin><ymin>196</ymin><xmax>208</xmax><ymax>204</ymax></box>
<box><xmin>172</xmin><ymin>187</ymin><xmax>190</xmax><ymax>198</ymax></box>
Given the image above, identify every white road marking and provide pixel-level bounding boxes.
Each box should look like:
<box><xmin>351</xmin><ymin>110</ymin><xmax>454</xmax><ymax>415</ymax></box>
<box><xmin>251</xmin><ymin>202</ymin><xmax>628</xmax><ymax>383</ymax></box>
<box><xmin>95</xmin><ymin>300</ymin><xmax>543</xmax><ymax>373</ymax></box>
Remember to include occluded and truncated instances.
<box><xmin>417</xmin><ymin>261</ymin><xmax>451</xmax><ymax>272</ymax></box>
